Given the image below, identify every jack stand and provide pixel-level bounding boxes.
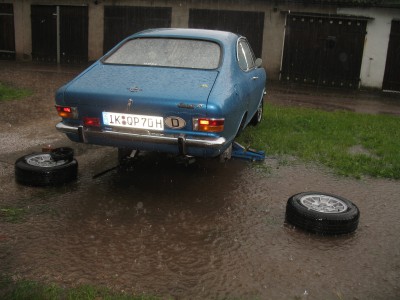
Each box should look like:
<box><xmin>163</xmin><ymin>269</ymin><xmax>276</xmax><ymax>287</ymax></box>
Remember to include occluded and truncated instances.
<box><xmin>176</xmin><ymin>155</ymin><xmax>196</xmax><ymax>166</ymax></box>
<box><xmin>231</xmin><ymin>142</ymin><xmax>265</xmax><ymax>161</ymax></box>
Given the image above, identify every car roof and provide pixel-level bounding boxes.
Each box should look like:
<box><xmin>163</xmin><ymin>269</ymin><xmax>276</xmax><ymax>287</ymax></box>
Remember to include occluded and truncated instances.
<box><xmin>131</xmin><ymin>28</ymin><xmax>241</xmax><ymax>44</ymax></box>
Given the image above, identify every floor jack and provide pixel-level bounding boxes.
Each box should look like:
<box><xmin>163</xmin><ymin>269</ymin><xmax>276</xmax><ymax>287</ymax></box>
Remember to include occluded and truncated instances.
<box><xmin>231</xmin><ymin>141</ymin><xmax>265</xmax><ymax>161</ymax></box>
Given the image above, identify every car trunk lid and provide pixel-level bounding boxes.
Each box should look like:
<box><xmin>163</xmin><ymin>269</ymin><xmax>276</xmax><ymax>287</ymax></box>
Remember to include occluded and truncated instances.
<box><xmin>64</xmin><ymin>63</ymin><xmax>218</xmax><ymax>117</ymax></box>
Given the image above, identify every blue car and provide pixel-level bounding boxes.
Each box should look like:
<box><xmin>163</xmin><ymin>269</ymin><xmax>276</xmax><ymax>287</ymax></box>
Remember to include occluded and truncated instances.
<box><xmin>55</xmin><ymin>28</ymin><xmax>266</xmax><ymax>162</ymax></box>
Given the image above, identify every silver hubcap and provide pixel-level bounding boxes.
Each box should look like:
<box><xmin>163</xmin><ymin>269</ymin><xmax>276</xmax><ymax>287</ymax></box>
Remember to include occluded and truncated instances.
<box><xmin>25</xmin><ymin>153</ymin><xmax>67</xmax><ymax>168</ymax></box>
<box><xmin>257</xmin><ymin>102</ymin><xmax>263</xmax><ymax>122</ymax></box>
<box><xmin>300</xmin><ymin>194</ymin><xmax>348</xmax><ymax>213</ymax></box>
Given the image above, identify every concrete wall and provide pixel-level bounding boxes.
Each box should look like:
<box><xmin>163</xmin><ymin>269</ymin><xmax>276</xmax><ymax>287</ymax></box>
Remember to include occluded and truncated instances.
<box><xmin>339</xmin><ymin>7</ymin><xmax>400</xmax><ymax>89</ymax></box>
<box><xmin>12</xmin><ymin>0</ymin><xmax>32</xmax><ymax>61</ymax></box>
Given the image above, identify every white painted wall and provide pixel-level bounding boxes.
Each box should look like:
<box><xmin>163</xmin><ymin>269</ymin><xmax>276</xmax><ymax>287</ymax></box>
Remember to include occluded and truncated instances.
<box><xmin>339</xmin><ymin>7</ymin><xmax>400</xmax><ymax>89</ymax></box>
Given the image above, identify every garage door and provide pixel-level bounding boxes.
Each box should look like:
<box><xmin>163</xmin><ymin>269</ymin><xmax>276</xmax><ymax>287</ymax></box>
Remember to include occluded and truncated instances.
<box><xmin>31</xmin><ymin>5</ymin><xmax>56</xmax><ymax>62</ymax></box>
<box><xmin>103</xmin><ymin>6</ymin><xmax>172</xmax><ymax>54</ymax></box>
<box><xmin>31</xmin><ymin>5</ymin><xmax>88</xmax><ymax>63</ymax></box>
<box><xmin>0</xmin><ymin>3</ymin><xmax>15</xmax><ymax>60</ymax></box>
<box><xmin>189</xmin><ymin>9</ymin><xmax>264</xmax><ymax>58</ymax></box>
<box><xmin>281</xmin><ymin>13</ymin><xmax>367</xmax><ymax>88</ymax></box>
<box><xmin>383</xmin><ymin>20</ymin><xmax>400</xmax><ymax>92</ymax></box>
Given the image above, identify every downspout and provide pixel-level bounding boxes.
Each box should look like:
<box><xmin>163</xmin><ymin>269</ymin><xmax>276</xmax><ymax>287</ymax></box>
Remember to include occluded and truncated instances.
<box><xmin>279</xmin><ymin>11</ymin><xmax>288</xmax><ymax>81</ymax></box>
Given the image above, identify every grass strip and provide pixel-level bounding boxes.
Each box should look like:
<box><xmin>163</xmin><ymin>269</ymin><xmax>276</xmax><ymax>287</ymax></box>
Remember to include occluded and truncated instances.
<box><xmin>0</xmin><ymin>207</ymin><xmax>26</xmax><ymax>223</ymax></box>
<box><xmin>0</xmin><ymin>83</ymin><xmax>32</xmax><ymax>101</ymax></box>
<box><xmin>0</xmin><ymin>276</ymin><xmax>162</xmax><ymax>300</ymax></box>
<box><xmin>239</xmin><ymin>103</ymin><xmax>400</xmax><ymax>179</ymax></box>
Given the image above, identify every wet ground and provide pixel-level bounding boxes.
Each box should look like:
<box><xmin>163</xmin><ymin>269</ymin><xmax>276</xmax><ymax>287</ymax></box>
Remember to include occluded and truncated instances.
<box><xmin>1</xmin><ymin>61</ymin><xmax>400</xmax><ymax>299</ymax></box>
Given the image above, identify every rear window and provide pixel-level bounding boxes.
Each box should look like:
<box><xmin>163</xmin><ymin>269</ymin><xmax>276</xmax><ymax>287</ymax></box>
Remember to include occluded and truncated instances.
<box><xmin>104</xmin><ymin>38</ymin><xmax>221</xmax><ymax>70</ymax></box>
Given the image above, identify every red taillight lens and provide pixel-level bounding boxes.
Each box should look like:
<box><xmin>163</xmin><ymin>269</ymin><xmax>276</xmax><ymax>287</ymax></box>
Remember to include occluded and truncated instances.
<box><xmin>56</xmin><ymin>105</ymin><xmax>78</xmax><ymax>119</ymax></box>
<box><xmin>193</xmin><ymin>118</ymin><xmax>224</xmax><ymax>132</ymax></box>
<box><xmin>83</xmin><ymin>117</ymin><xmax>101</xmax><ymax>127</ymax></box>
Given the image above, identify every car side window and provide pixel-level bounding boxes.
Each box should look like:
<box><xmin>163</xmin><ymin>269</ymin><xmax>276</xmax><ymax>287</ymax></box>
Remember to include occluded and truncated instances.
<box><xmin>237</xmin><ymin>39</ymin><xmax>256</xmax><ymax>71</ymax></box>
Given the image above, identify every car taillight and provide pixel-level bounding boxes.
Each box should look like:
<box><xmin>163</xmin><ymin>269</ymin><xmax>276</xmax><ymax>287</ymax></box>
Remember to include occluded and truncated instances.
<box><xmin>55</xmin><ymin>105</ymin><xmax>78</xmax><ymax>119</ymax></box>
<box><xmin>193</xmin><ymin>118</ymin><xmax>224</xmax><ymax>132</ymax></box>
<box><xmin>83</xmin><ymin>117</ymin><xmax>100</xmax><ymax>127</ymax></box>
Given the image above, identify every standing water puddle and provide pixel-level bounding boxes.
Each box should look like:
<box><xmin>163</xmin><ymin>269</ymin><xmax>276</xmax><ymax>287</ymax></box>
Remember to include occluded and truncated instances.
<box><xmin>1</xmin><ymin>152</ymin><xmax>400</xmax><ymax>299</ymax></box>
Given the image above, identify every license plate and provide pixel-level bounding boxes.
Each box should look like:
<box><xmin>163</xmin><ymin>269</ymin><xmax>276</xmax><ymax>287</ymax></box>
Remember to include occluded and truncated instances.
<box><xmin>102</xmin><ymin>112</ymin><xmax>164</xmax><ymax>131</ymax></box>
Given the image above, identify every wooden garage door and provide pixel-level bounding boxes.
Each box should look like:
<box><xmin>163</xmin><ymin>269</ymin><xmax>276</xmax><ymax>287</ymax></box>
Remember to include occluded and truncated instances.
<box><xmin>60</xmin><ymin>6</ymin><xmax>88</xmax><ymax>64</ymax></box>
<box><xmin>383</xmin><ymin>20</ymin><xmax>400</xmax><ymax>92</ymax></box>
<box><xmin>31</xmin><ymin>5</ymin><xmax>88</xmax><ymax>63</ymax></box>
<box><xmin>0</xmin><ymin>3</ymin><xmax>15</xmax><ymax>60</ymax></box>
<box><xmin>103</xmin><ymin>6</ymin><xmax>172</xmax><ymax>54</ymax></box>
<box><xmin>189</xmin><ymin>9</ymin><xmax>264</xmax><ymax>58</ymax></box>
<box><xmin>281</xmin><ymin>14</ymin><xmax>367</xmax><ymax>88</ymax></box>
<box><xmin>31</xmin><ymin>5</ymin><xmax>57</xmax><ymax>62</ymax></box>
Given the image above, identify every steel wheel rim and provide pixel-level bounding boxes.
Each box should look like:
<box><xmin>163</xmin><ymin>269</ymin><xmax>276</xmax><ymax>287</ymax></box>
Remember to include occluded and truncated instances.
<box><xmin>25</xmin><ymin>153</ymin><xmax>67</xmax><ymax>168</ymax></box>
<box><xmin>299</xmin><ymin>194</ymin><xmax>348</xmax><ymax>213</ymax></box>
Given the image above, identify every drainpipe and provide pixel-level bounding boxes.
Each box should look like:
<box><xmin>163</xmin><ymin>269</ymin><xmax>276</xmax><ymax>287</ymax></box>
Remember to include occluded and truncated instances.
<box><xmin>279</xmin><ymin>10</ymin><xmax>288</xmax><ymax>81</ymax></box>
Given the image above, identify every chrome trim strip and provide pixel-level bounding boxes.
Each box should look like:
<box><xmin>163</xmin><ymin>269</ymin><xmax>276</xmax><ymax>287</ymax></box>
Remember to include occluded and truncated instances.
<box><xmin>56</xmin><ymin>122</ymin><xmax>226</xmax><ymax>148</ymax></box>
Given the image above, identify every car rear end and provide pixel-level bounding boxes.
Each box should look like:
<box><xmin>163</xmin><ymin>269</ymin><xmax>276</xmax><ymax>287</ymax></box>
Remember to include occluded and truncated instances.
<box><xmin>55</xmin><ymin>32</ymin><xmax>231</xmax><ymax>157</ymax></box>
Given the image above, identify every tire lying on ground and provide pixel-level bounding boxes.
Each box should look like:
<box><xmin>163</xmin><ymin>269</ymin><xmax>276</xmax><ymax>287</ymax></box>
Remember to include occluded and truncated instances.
<box><xmin>285</xmin><ymin>192</ymin><xmax>360</xmax><ymax>235</ymax></box>
<box><xmin>15</xmin><ymin>152</ymin><xmax>78</xmax><ymax>186</ymax></box>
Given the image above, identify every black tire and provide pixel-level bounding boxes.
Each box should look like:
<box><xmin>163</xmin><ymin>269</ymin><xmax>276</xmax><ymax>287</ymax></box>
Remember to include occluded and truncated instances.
<box><xmin>50</xmin><ymin>147</ymin><xmax>74</xmax><ymax>162</ymax></box>
<box><xmin>250</xmin><ymin>100</ymin><xmax>263</xmax><ymax>126</ymax></box>
<box><xmin>285</xmin><ymin>192</ymin><xmax>360</xmax><ymax>235</ymax></box>
<box><xmin>15</xmin><ymin>153</ymin><xmax>78</xmax><ymax>186</ymax></box>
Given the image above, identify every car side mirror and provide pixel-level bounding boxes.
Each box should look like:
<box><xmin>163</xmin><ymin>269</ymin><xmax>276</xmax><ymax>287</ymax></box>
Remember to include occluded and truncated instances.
<box><xmin>255</xmin><ymin>58</ymin><xmax>263</xmax><ymax>68</ymax></box>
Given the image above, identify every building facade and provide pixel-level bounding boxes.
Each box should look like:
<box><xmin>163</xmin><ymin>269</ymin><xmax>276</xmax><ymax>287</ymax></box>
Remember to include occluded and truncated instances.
<box><xmin>1</xmin><ymin>0</ymin><xmax>400</xmax><ymax>91</ymax></box>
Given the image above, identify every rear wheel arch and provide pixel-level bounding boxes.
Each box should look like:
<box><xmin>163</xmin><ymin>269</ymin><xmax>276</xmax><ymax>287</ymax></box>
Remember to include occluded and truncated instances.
<box><xmin>235</xmin><ymin>111</ymin><xmax>248</xmax><ymax>137</ymax></box>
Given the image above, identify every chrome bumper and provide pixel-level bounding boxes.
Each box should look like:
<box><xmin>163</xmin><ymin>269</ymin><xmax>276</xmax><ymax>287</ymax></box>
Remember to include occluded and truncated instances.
<box><xmin>55</xmin><ymin>122</ymin><xmax>226</xmax><ymax>149</ymax></box>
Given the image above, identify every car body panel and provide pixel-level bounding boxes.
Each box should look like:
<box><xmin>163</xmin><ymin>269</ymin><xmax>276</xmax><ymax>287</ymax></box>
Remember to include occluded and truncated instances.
<box><xmin>55</xmin><ymin>28</ymin><xmax>267</xmax><ymax>158</ymax></box>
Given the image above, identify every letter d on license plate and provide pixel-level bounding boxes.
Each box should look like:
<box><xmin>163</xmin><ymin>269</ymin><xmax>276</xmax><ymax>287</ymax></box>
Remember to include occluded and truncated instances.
<box><xmin>103</xmin><ymin>112</ymin><xmax>164</xmax><ymax>131</ymax></box>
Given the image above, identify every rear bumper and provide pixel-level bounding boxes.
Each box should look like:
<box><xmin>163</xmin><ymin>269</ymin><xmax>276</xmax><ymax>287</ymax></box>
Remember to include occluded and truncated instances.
<box><xmin>56</xmin><ymin>122</ymin><xmax>226</xmax><ymax>153</ymax></box>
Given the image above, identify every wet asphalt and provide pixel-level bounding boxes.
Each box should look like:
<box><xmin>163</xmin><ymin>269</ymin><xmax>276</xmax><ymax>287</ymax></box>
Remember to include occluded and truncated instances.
<box><xmin>1</xmin><ymin>61</ymin><xmax>400</xmax><ymax>299</ymax></box>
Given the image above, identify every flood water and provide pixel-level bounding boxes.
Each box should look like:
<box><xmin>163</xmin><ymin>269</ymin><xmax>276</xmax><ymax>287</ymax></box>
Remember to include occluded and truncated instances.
<box><xmin>2</xmin><ymin>148</ymin><xmax>400</xmax><ymax>299</ymax></box>
<box><xmin>1</xmin><ymin>62</ymin><xmax>400</xmax><ymax>299</ymax></box>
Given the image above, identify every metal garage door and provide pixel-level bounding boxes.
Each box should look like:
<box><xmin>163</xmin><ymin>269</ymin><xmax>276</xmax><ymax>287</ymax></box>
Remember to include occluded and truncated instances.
<box><xmin>103</xmin><ymin>6</ymin><xmax>172</xmax><ymax>54</ymax></box>
<box><xmin>189</xmin><ymin>9</ymin><xmax>264</xmax><ymax>58</ymax></box>
<box><xmin>31</xmin><ymin>5</ymin><xmax>88</xmax><ymax>64</ymax></box>
<box><xmin>0</xmin><ymin>3</ymin><xmax>15</xmax><ymax>60</ymax></box>
<box><xmin>281</xmin><ymin>13</ymin><xmax>367</xmax><ymax>88</ymax></box>
<box><xmin>383</xmin><ymin>20</ymin><xmax>400</xmax><ymax>92</ymax></box>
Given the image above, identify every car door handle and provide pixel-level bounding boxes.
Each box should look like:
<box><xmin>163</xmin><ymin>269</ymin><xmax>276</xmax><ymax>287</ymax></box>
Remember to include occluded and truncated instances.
<box><xmin>251</xmin><ymin>76</ymin><xmax>259</xmax><ymax>80</ymax></box>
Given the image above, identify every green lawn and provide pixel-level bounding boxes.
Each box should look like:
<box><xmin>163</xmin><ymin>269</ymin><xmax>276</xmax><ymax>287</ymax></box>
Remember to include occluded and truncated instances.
<box><xmin>0</xmin><ymin>83</ymin><xmax>32</xmax><ymax>101</ymax></box>
<box><xmin>239</xmin><ymin>103</ymin><xmax>400</xmax><ymax>179</ymax></box>
<box><xmin>0</xmin><ymin>277</ymin><xmax>162</xmax><ymax>300</ymax></box>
